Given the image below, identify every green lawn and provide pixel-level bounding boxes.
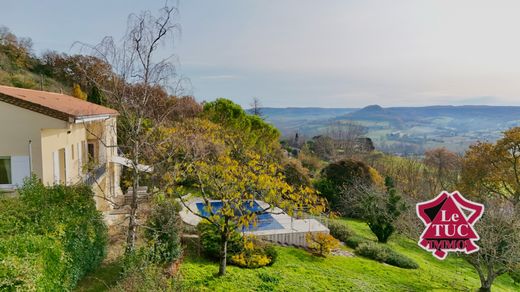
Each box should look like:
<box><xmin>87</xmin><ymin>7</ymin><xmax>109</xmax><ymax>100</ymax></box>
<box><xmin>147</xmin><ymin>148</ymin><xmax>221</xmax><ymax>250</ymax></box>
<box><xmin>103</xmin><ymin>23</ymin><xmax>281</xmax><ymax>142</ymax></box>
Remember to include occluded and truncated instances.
<box><xmin>180</xmin><ymin>219</ymin><xmax>518</xmax><ymax>291</ymax></box>
<box><xmin>74</xmin><ymin>260</ymin><xmax>124</xmax><ymax>292</ymax></box>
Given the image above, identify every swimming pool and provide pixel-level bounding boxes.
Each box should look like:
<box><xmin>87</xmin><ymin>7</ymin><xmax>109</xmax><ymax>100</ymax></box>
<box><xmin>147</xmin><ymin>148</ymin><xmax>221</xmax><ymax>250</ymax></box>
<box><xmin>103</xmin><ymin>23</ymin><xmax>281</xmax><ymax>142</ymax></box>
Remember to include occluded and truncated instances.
<box><xmin>195</xmin><ymin>201</ymin><xmax>284</xmax><ymax>231</ymax></box>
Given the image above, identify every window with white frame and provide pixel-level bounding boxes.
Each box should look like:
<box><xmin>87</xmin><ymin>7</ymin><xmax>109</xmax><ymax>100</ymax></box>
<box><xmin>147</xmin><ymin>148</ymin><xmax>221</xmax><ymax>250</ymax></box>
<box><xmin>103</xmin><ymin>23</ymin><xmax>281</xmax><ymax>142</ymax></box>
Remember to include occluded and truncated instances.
<box><xmin>0</xmin><ymin>156</ymin><xmax>11</xmax><ymax>184</ymax></box>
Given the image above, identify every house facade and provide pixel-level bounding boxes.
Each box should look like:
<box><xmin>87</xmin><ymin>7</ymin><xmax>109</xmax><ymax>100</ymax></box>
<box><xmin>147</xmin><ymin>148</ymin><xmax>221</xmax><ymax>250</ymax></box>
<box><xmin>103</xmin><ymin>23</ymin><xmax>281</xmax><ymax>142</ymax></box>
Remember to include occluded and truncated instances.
<box><xmin>0</xmin><ymin>85</ymin><xmax>123</xmax><ymax>215</ymax></box>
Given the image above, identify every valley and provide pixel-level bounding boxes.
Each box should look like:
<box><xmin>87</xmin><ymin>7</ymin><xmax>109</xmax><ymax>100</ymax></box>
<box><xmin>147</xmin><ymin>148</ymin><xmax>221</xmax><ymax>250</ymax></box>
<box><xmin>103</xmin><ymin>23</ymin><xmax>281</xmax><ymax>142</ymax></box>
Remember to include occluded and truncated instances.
<box><xmin>262</xmin><ymin>105</ymin><xmax>520</xmax><ymax>154</ymax></box>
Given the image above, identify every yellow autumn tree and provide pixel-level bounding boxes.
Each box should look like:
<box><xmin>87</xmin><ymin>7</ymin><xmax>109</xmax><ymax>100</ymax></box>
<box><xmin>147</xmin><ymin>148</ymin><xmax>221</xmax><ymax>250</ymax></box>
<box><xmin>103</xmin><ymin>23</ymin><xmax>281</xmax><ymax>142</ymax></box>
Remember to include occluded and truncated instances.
<box><xmin>188</xmin><ymin>151</ymin><xmax>324</xmax><ymax>276</ymax></box>
<box><xmin>72</xmin><ymin>83</ymin><xmax>87</xmax><ymax>100</ymax></box>
<box><xmin>460</xmin><ymin>127</ymin><xmax>520</xmax><ymax>205</ymax></box>
<box><xmin>151</xmin><ymin>119</ymin><xmax>326</xmax><ymax>276</ymax></box>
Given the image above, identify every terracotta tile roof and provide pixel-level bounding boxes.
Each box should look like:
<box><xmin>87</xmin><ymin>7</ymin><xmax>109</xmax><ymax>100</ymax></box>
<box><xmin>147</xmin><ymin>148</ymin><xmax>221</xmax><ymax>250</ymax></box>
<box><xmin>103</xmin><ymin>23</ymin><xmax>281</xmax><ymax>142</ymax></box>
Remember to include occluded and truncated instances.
<box><xmin>0</xmin><ymin>85</ymin><xmax>118</xmax><ymax>121</ymax></box>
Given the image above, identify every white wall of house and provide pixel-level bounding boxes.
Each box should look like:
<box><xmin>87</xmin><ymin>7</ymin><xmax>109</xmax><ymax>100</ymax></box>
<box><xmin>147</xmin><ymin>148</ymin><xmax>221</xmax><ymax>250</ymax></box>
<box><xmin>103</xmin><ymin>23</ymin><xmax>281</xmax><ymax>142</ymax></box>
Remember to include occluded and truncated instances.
<box><xmin>41</xmin><ymin>124</ymin><xmax>87</xmax><ymax>185</ymax></box>
<box><xmin>0</xmin><ymin>100</ymin><xmax>123</xmax><ymax>219</ymax></box>
<box><xmin>0</xmin><ymin>101</ymin><xmax>67</xmax><ymax>188</ymax></box>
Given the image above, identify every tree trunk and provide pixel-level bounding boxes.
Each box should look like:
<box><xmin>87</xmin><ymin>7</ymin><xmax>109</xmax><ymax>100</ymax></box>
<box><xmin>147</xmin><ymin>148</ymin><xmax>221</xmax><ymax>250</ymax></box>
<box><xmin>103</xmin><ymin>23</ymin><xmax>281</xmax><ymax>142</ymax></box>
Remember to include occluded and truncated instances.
<box><xmin>219</xmin><ymin>229</ymin><xmax>228</xmax><ymax>276</ymax></box>
<box><xmin>125</xmin><ymin>167</ymin><xmax>139</xmax><ymax>253</ymax></box>
<box><xmin>479</xmin><ymin>277</ymin><xmax>493</xmax><ymax>292</ymax></box>
<box><xmin>479</xmin><ymin>284</ymin><xmax>491</xmax><ymax>292</ymax></box>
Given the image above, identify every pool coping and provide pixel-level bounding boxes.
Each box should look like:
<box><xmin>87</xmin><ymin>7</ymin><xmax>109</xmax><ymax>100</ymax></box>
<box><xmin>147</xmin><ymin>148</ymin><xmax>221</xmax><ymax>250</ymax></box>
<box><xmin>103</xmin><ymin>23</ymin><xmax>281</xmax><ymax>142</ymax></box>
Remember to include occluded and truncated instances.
<box><xmin>179</xmin><ymin>197</ymin><xmax>329</xmax><ymax>236</ymax></box>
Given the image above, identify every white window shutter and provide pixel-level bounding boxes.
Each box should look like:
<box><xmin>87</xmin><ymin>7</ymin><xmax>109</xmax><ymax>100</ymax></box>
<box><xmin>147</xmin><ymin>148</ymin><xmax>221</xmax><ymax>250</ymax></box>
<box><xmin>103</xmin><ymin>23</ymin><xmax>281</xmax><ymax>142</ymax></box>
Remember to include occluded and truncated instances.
<box><xmin>11</xmin><ymin>156</ymin><xmax>30</xmax><ymax>187</ymax></box>
<box><xmin>78</xmin><ymin>142</ymin><xmax>82</xmax><ymax>174</ymax></box>
<box><xmin>64</xmin><ymin>146</ymin><xmax>69</xmax><ymax>185</ymax></box>
<box><xmin>53</xmin><ymin>151</ymin><xmax>59</xmax><ymax>184</ymax></box>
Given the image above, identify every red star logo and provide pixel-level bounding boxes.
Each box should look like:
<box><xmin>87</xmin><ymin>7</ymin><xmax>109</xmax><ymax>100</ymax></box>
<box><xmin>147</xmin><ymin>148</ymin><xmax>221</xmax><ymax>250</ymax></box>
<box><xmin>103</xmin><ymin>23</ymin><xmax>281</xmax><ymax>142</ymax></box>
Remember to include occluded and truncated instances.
<box><xmin>416</xmin><ymin>191</ymin><xmax>484</xmax><ymax>260</ymax></box>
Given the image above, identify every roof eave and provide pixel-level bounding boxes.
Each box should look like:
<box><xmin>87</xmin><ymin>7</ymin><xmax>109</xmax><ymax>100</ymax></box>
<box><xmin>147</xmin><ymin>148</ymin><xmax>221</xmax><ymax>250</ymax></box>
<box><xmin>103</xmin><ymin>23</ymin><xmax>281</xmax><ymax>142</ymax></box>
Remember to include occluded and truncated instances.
<box><xmin>0</xmin><ymin>93</ymin><xmax>70</xmax><ymax>121</ymax></box>
<box><xmin>0</xmin><ymin>92</ymin><xmax>119</xmax><ymax>122</ymax></box>
<box><xmin>74</xmin><ymin>114</ymin><xmax>117</xmax><ymax>124</ymax></box>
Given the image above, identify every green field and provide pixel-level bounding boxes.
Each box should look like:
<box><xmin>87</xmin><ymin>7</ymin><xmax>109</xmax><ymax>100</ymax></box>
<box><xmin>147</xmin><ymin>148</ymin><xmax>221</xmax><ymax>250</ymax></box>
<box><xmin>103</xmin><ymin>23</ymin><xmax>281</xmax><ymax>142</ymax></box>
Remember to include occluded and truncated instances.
<box><xmin>180</xmin><ymin>219</ymin><xmax>517</xmax><ymax>291</ymax></box>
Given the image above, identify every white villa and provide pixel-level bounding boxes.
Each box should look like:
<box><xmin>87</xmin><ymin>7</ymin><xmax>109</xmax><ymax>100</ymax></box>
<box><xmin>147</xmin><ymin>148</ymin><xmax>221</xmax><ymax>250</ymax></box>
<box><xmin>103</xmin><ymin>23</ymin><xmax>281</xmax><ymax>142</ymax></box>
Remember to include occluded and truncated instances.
<box><xmin>0</xmin><ymin>85</ymin><xmax>123</xmax><ymax>218</ymax></box>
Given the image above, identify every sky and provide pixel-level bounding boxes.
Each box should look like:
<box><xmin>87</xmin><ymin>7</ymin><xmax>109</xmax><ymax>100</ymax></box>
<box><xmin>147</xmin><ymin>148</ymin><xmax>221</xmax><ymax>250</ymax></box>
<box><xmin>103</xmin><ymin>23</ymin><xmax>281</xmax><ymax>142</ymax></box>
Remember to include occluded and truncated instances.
<box><xmin>1</xmin><ymin>0</ymin><xmax>520</xmax><ymax>108</ymax></box>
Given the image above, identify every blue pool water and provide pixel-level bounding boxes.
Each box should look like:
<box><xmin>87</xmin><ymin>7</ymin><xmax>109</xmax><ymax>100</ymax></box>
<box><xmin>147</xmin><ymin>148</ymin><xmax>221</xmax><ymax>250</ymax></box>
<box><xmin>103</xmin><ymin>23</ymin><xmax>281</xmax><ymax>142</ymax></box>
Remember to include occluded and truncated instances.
<box><xmin>196</xmin><ymin>201</ymin><xmax>284</xmax><ymax>231</ymax></box>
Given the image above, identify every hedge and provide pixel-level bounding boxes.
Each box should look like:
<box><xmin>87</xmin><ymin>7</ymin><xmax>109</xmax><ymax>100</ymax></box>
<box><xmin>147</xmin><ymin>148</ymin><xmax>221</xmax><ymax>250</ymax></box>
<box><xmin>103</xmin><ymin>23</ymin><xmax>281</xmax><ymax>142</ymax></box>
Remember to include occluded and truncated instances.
<box><xmin>355</xmin><ymin>242</ymin><xmax>419</xmax><ymax>269</ymax></box>
<box><xmin>0</xmin><ymin>177</ymin><xmax>108</xmax><ymax>291</ymax></box>
<box><xmin>345</xmin><ymin>235</ymin><xmax>369</xmax><ymax>249</ymax></box>
<box><xmin>328</xmin><ymin>221</ymin><xmax>353</xmax><ymax>243</ymax></box>
<box><xmin>0</xmin><ymin>235</ymin><xmax>65</xmax><ymax>291</ymax></box>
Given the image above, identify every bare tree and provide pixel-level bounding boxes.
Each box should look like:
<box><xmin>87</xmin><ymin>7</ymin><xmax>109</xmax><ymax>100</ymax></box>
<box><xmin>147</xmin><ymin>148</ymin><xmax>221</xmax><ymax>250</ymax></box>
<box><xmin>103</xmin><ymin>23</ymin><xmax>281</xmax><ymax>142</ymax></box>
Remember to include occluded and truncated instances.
<box><xmin>423</xmin><ymin>147</ymin><xmax>461</xmax><ymax>191</ymax></box>
<box><xmin>464</xmin><ymin>200</ymin><xmax>520</xmax><ymax>292</ymax></box>
<box><xmin>249</xmin><ymin>97</ymin><xmax>263</xmax><ymax>117</ymax></box>
<box><xmin>310</xmin><ymin>135</ymin><xmax>336</xmax><ymax>161</ymax></box>
<box><xmin>369</xmin><ymin>154</ymin><xmax>433</xmax><ymax>200</ymax></box>
<box><xmin>78</xmin><ymin>3</ymin><xmax>188</xmax><ymax>252</ymax></box>
<box><xmin>326</xmin><ymin>121</ymin><xmax>367</xmax><ymax>142</ymax></box>
<box><xmin>324</xmin><ymin>121</ymin><xmax>369</xmax><ymax>159</ymax></box>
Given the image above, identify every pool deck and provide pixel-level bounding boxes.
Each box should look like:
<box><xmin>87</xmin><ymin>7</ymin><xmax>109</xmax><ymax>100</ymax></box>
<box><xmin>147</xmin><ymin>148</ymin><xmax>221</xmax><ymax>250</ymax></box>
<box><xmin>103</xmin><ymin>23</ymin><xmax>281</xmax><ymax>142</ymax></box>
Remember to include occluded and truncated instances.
<box><xmin>179</xmin><ymin>197</ymin><xmax>329</xmax><ymax>247</ymax></box>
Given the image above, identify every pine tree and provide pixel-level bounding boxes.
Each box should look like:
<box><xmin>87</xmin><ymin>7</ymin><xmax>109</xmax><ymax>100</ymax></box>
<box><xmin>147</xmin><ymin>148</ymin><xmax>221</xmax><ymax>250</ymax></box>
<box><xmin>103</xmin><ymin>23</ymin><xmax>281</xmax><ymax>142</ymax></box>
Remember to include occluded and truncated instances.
<box><xmin>87</xmin><ymin>86</ymin><xmax>104</xmax><ymax>105</ymax></box>
<box><xmin>364</xmin><ymin>176</ymin><xmax>407</xmax><ymax>243</ymax></box>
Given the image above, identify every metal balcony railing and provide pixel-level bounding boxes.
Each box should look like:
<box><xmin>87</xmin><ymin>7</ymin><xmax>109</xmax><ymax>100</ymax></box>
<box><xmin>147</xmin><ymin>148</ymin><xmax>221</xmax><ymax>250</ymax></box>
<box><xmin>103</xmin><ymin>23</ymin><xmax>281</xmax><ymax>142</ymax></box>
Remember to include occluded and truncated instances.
<box><xmin>83</xmin><ymin>163</ymin><xmax>107</xmax><ymax>185</ymax></box>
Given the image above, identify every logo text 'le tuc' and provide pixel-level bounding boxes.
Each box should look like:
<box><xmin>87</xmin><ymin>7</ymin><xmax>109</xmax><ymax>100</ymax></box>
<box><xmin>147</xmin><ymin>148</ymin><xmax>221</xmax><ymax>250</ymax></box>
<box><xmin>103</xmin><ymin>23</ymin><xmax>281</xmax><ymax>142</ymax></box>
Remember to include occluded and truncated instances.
<box><xmin>416</xmin><ymin>191</ymin><xmax>484</xmax><ymax>260</ymax></box>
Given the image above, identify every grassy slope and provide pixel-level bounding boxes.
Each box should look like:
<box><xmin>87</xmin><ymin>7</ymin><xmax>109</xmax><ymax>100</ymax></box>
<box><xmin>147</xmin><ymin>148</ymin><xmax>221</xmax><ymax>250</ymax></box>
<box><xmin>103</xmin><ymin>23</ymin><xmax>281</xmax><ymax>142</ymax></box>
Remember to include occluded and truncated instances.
<box><xmin>0</xmin><ymin>63</ymin><xmax>71</xmax><ymax>94</ymax></box>
<box><xmin>180</xmin><ymin>219</ymin><xmax>518</xmax><ymax>292</ymax></box>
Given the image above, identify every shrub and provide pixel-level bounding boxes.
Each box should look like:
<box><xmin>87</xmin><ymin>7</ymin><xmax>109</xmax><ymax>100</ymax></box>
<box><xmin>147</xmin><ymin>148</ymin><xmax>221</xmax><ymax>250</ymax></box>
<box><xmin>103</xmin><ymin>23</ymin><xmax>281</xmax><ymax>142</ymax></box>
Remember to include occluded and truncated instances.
<box><xmin>355</xmin><ymin>242</ymin><xmax>418</xmax><ymax>269</ymax></box>
<box><xmin>197</xmin><ymin>222</ymin><xmax>277</xmax><ymax>268</ymax></box>
<box><xmin>115</xmin><ymin>251</ymin><xmax>180</xmax><ymax>292</ymax></box>
<box><xmin>0</xmin><ymin>235</ymin><xmax>66</xmax><ymax>291</ymax></box>
<box><xmin>0</xmin><ymin>177</ymin><xmax>108</xmax><ymax>290</ymax></box>
<box><xmin>365</xmin><ymin>177</ymin><xmax>407</xmax><ymax>243</ymax></box>
<box><xmin>509</xmin><ymin>268</ymin><xmax>520</xmax><ymax>284</ymax></box>
<box><xmin>355</xmin><ymin>242</ymin><xmax>389</xmax><ymax>262</ymax></box>
<box><xmin>10</xmin><ymin>74</ymin><xmax>37</xmax><ymax>89</ymax></box>
<box><xmin>282</xmin><ymin>158</ymin><xmax>311</xmax><ymax>187</ymax></box>
<box><xmin>298</xmin><ymin>147</ymin><xmax>324</xmax><ymax>174</ymax></box>
<box><xmin>306</xmin><ymin>232</ymin><xmax>340</xmax><ymax>257</ymax></box>
<box><xmin>316</xmin><ymin>159</ymin><xmax>373</xmax><ymax>210</ymax></box>
<box><xmin>345</xmin><ymin>235</ymin><xmax>368</xmax><ymax>249</ymax></box>
<box><xmin>230</xmin><ymin>252</ymin><xmax>271</xmax><ymax>268</ymax></box>
<box><xmin>230</xmin><ymin>237</ymin><xmax>277</xmax><ymax>268</ymax></box>
<box><xmin>264</xmin><ymin>244</ymin><xmax>278</xmax><ymax>266</ymax></box>
<box><xmin>20</xmin><ymin>180</ymin><xmax>108</xmax><ymax>283</ymax></box>
<box><xmin>121</xmin><ymin>248</ymin><xmax>150</xmax><ymax>275</ymax></box>
<box><xmin>144</xmin><ymin>197</ymin><xmax>182</xmax><ymax>263</ymax></box>
<box><xmin>0</xmin><ymin>197</ymin><xmax>31</xmax><ymax>235</ymax></box>
<box><xmin>197</xmin><ymin>221</ymin><xmax>243</xmax><ymax>261</ymax></box>
<box><xmin>385</xmin><ymin>251</ymin><xmax>420</xmax><ymax>269</ymax></box>
<box><xmin>328</xmin><ymin>221</ymin><xmax>353</xmax><ymax>243</ymax></box>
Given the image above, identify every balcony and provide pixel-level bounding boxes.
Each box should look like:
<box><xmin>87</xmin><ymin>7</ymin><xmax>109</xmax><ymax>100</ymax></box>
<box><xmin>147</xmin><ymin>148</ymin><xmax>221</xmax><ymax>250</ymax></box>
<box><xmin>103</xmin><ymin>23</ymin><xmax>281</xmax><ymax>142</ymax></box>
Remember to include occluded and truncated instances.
<box><xmin>83</xmin><ymin>163</ymin><xmax>107</xmax><ymax>186</ymax></box>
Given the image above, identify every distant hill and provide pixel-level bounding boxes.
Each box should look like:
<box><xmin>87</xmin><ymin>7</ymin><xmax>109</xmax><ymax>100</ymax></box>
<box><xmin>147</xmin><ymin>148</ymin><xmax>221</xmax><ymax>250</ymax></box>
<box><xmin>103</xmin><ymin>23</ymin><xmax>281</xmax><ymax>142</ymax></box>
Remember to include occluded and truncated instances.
<box><xmin>340</xmin><ymin>105</ymin><xmax>405</xmax><ymax>128</ymax></box>
<box><xmin>343</xmin><ymin>105</ymin><xmax>520</xmax><ymax>122</ymax></box>
<box><xmin>339</xmin><ymin>105</ymin><xmax>520</xmax><ymax>131</ymax></box>
<box><xmin>261</xmin><ymin>105</ymin><xmax>520</xmax><ymax>155</ymax></box>
<box><xmin>260</xmin><ymin>107</ymin><xmax>358</xmax><ymax>118</ymax></box>
<box><xmin>251</xmin><ymin>107</ymin><xmax>358</xmax><ymax>136</ymax></box>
